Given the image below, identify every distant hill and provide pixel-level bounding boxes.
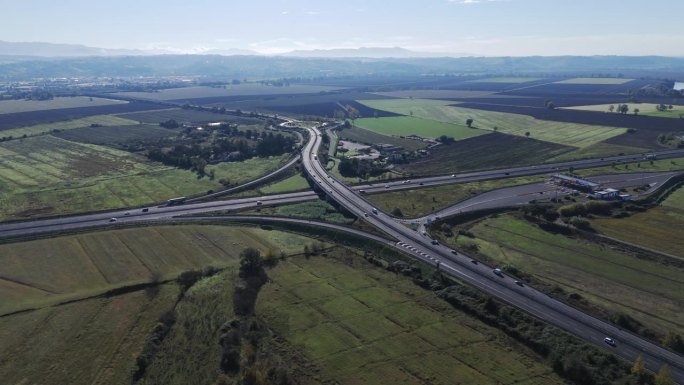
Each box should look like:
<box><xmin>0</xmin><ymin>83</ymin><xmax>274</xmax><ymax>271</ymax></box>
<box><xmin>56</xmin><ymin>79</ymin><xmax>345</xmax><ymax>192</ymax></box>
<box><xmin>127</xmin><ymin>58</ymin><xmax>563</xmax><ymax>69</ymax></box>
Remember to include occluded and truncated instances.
<box><xmin>281</xmin><ymin>46</ymin><xmax>467</xmax><ymax>58</ymax></box>
<box><xmin>0</xmin><ymin>40</ymin><xmax>148</xmax><ymax>57</ymax></box>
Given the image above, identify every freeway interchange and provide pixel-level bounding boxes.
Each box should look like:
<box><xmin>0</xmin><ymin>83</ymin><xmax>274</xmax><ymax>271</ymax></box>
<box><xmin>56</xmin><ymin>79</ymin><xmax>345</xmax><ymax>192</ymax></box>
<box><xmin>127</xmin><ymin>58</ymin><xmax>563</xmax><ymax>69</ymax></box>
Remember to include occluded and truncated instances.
<box><xmin>0</xmin><ymin>123</ymin><xmax>683</xmax><ymax>382</ymax></box>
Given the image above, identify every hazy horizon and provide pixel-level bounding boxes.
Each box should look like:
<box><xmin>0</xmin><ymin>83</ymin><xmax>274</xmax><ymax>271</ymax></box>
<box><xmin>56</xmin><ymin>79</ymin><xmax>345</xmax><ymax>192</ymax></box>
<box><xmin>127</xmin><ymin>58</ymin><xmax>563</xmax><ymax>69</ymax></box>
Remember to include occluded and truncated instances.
<box><xmin>3</xmin><ymin>0</ymin><xmax>684</xmax><ymax>57</ymax></box>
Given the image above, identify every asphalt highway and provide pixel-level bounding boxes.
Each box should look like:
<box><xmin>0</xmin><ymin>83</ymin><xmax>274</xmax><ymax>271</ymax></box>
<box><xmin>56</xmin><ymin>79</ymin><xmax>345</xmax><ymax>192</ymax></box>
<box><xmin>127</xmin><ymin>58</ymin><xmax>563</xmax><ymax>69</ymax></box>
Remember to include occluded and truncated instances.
<box><xmin>1</xmin><ymin>124</ymin><xmax>682</xmax><ymax>381</ymax></box>
<box><xmin>300</xmin><ymin>126</ymin><xmax>684</xmax><ymax>383</ymax></box>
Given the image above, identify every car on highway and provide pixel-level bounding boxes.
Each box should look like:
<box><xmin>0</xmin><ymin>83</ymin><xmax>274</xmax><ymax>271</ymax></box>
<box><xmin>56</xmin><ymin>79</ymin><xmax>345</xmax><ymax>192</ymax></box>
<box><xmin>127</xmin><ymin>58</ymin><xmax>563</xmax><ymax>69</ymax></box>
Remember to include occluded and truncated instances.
<box><xmin>372</xmin><ymin>208</ymin><xmax>378</xmax><ymax>214</ymax></box>
<box><xmin>363</xmin><ymin>212</ymin><xmax>368</xmax><ymax>217</ymax></box>
<box><xmin>124</xmin><ymin>212</ymin><xmax>130</xmax><ymax>216</ymax></box>
<box><xmin>431</xmin><ymin>240</ymin><xmax>439</xmax><ymax>245</ymax></box>
<box><xmin>385</xmin><ymin>184</ymin><xmax>390</xmax><ymax>189</ymax></box>
<box><xmin>359</xmin><ymin>189</ymin><xmax>366</xmax><ymax>194</ymax></box>
<box><xmin>470</xmin><ymin>259</ymin><xmax>478</xmax><ymax>264</ymax></box>
<box><xmin>256</xmin><ymin>200</ymin><xmax>263</xmax><ymax>205</ymax></box>
<box><xmin>493</xmin><ymin>268</ymin><xmax>504</xmax><ymax>277</ymax></box>
<box><xmin>108</xmin><ymin>218</ymin><xmax>117</xmax><ymax>223</ymax></box>
<box><xmin>604</xmin><ymin>337</ymin><xmax>616</xmax><ymax>346</ymax></box>
<box><xmin>451</xmin><ymin>174</ymin><xmax>456</xmax><ymax>177</ymax></box>
<box><xmin>142</xmin><ymin>208</ymin><xmax>149</xmax><ymax>212</ymax></box>
<box><xmin>450</xmin><ymin>250</ymin><xmax>458</xmax><ymax>255</ymax></box>
<box><xmin>514</xmin><ymin>280</ymin><xmax>524</xmax><ymax>287</ymax></box>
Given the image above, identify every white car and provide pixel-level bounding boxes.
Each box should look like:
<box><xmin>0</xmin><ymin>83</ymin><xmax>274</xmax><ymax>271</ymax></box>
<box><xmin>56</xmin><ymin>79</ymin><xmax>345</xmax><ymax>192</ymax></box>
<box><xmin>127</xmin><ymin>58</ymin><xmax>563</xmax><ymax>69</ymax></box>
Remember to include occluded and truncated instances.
<box><xmin>604</xmin><ymin>337</ymin><xmax>616</xmax><ymax>346</ymax></box>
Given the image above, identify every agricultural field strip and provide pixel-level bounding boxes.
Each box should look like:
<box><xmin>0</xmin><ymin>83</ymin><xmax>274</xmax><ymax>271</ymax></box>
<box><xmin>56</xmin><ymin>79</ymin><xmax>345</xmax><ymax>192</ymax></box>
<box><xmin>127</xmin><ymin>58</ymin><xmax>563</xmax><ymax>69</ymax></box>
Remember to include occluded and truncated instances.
<box><xmin>358</xmin><ymin>99</ymin><xmax>627</xmax><ymax>148</ymax></box>
<box><xmin>0</xmin><ymin>115</ymin><xmax>140</xmax><ymax>139</ymax></box>
<box><xmin>0</xmin><ymin>97</ymin><xmax>127</xmax><ymax>114</ymax></box>
<box><xmin>554</xmin><ymin>78</ymin><xmax>634</xmax><ymax>85</ymax></box>
<box><xmin>116</xmin><ymin>84</ymin><xmax>344</xmax><ymax>101</ymax></box>
<box><xmin>354</xmin><ymin>116</ymin><xmax>487</xmax><ymax>140</ymax></box>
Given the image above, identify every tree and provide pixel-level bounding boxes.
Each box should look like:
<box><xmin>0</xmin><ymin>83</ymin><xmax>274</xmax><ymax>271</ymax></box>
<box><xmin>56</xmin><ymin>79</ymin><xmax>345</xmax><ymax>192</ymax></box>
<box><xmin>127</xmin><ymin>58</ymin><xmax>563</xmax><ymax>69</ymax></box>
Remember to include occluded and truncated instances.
<box><xmin>391</xmin><ymin>207</ymin><xmax>404</xmax><ymax>217</ymax></box>
<box><xmin>619</xmin><ymin>104</ymin><xmax>630</xmax><ymax>114</ymax></box>
<box><xmin>634</xmin><ymin>108</ymin><xmax>640</xmax><ymax>115</ymax></box>
<box><xmin>631</xmin><ymin>354</ymin><xmax>646</xmax><ymax>380</ymax></box>
<box><xmin>466</xmin><ymin>118</ymin><xmax>474</xmax><ymax>128</ymax></box>
<box><xmin>524</xmin><ymin>131</ymin><xmax>530</xmax><ymax>138</ymax></box>
<box><xmin>654</xmin><ymin>364</ymin><xmax>674</xmax><ymax>385</ymax></box>
<box><xmin>662</xmin><ymin>332</ymin><xmax>684</xmax><ymax>353</ymax></box>
<box><xmin>608</xmin><ymin>105</ymin><xmax>615</xmax><ymax>113</ymax></box>
<box><xmin>239</xmin><ymin>248</ymin><xmax>262</xmax><ymax>277</ymax></box>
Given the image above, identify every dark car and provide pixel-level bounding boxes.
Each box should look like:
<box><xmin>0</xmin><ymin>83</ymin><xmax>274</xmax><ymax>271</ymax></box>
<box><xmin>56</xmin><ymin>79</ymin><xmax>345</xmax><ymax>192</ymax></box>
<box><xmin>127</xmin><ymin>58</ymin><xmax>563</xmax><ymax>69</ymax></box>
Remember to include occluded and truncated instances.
<box><xmin>493</xmin><ymin>268</ymin><xmax>504</xmax><ymax>277</ymax></box>
<box><xmin>514</xmin><ymin>280</ymin><xmax>524</xmax><ymax>287</ymax></box>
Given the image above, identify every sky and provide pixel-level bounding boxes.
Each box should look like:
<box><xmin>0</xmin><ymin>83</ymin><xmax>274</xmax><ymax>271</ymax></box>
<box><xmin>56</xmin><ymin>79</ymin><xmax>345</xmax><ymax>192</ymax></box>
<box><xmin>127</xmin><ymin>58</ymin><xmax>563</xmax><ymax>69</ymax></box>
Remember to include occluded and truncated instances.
<box><xmin>3</xmin><ymin>0</ymin><xmax>684</xmax><ymax>56</ymax></box>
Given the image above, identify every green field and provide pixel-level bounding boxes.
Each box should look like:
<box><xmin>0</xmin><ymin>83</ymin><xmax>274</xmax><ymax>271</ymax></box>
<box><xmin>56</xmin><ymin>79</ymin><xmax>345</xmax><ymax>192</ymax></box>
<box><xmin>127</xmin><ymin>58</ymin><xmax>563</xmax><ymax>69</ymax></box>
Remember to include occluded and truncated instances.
<box><xmin>248</xmin><ymin>200</ymin><xmax>353</xmax><ymax>224</ymax></box>
<box><xmin>575</xmin><ymin>156</ymin><xmax>684</xmax><ymax>177</ymax></box>
<box><xmin>0</xmin><ymin>126</ymin><xmax>288</xmax><ymax>219</ymax></box>
<box><xmin>0</xmin><ymin>225</ymin><xmax>310</xmax><ymax>315</ymax></box>
<box><xmin>138</xmin><ymin>273</ymin><xmax>237</xmax><ymax>385</ymax></box>
<box><xmin>446</xmin><ymin>215</ymin><xmax>684</xmax><ymax>337</ymax></box>
<box><xmin>368</xmin><ymin>175</ymin><xmax>547</xmax><ymax>218</ymax></box>
<box><xmin>337</xmin><ymin>126</ymin><xmax>427</xmax><ymax>151</ymax></box>
<box><xmin>257</xmin><ymin>254</ymin><xmax>563</xmax><ymax>385</ymax></box>
<box><xmin>0</xmin><ymin>114</ymin><xmax>138</xmax><ymax>139</ymax></box>
<box><xmin>0</xmin><ymin>225</ymin><xmax>315</xmax><ymax>384</ymax></box>
<box><xmin>565</xmin><ymin>102</ymin><xmax>684</xmax><ymax>118</ymax></box>
<box><xmin>592</xmin><ymin>186</ymin><xmax>684</xmax><ymax>258</ymax></box>
<box><xmin>0</xmin><ymin>284</ymin><xmax>179</xmax><ymax>385</ymax></box>
<box><xmin>260</xmin><ymin>173</ymin><xmax>311</xmax><ymax>194</ymax></box>
<box><xmin>554</xmin><ymin>78</ymin><xmax>634</xmax><ymax>85</ymax></box>
<box><xmin>359</xmin><ymin>99</ymin><xmax>627</xmax><ymax>148</ymax></box>
<box><xmin>354</xmin><ymin>116</ymin><xmax>488</xmax><ymax>140</ymax></box>
<box><xmin>0</xmin><ymin>96</ymin><xmax>127</xmax><ymax>114</ymax></box>
<box><xmin>467</xmin><ymin>77</ymin><xmax>542</xmax><ymax>83</ymax></box>
<box><xmin>548</xmin><ymin>142</ymin><xmax>647</xmax><ymax>162</ymax></box>
<box><xmin>372</xmin><ymin>90</ymin><xmax>495</xmax><ymax>99</ymax></box>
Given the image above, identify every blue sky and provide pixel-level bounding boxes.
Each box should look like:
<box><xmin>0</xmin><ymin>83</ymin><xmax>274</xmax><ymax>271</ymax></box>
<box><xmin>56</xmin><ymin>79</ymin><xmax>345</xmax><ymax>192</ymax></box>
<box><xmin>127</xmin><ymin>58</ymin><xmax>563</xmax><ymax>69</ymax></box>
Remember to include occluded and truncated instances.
<box><xmin>3</xmin><ymin>0</ymin><xmax>684</xmax><ymax>56</ymax></box>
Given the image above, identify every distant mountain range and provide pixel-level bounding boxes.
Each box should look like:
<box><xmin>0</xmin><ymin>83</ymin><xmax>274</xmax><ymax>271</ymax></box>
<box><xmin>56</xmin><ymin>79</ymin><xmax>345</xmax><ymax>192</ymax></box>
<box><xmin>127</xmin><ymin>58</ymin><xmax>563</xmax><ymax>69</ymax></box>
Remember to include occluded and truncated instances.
<box><xmin>0</xmin><ymin>40</ymin><xmax>464</xmax><ymax>58</ymax></box>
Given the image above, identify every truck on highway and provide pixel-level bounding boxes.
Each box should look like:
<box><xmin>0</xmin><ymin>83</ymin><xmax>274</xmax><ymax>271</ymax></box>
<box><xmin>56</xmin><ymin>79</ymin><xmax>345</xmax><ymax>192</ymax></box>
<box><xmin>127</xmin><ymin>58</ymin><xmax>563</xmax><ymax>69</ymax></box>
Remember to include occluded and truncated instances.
<box><xmin>167</xmin><ymin>197</ymin><xmax>187</xmax><ymax>206</ymax></box>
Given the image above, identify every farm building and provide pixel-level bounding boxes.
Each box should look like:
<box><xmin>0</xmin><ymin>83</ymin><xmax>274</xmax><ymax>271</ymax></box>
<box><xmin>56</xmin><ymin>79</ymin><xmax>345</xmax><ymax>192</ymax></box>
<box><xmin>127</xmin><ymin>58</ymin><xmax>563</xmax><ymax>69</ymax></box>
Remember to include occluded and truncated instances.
<box><xmin>551</xmin><ymin>174</ymin><xmax>601</xmax><ymax>192</ymax></box>
<box><xmin>594</xmin><ymin>188</ymin><xmax>620</xmax><ymax>200</ymax></box>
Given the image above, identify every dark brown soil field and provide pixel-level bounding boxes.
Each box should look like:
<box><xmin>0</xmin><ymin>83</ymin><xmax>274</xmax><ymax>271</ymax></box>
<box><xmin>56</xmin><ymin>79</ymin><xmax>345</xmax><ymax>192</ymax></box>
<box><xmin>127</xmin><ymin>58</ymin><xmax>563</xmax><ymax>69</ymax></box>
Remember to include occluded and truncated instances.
<box><xmin>396</xmin><ymin>132</ymin><xmax>572</xmax><ymax>175</ymax></box>
<box><xmin>0</xmin><ymin>101</ymin><xmax>167</xmax><ymax>131</ymax></box>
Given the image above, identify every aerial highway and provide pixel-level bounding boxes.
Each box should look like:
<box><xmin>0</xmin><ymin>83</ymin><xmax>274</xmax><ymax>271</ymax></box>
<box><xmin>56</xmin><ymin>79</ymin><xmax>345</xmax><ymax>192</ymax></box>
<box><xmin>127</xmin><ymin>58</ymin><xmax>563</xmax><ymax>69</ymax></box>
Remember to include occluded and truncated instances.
<box><xmin>300</xmin><ymin>125</ymin><xmax>684</xmax><ymax>383</ymax></box>
<box><xmin>0</xmin><ymin>122</ymin><xmax>682</xmax><ymax>381</ymax></box>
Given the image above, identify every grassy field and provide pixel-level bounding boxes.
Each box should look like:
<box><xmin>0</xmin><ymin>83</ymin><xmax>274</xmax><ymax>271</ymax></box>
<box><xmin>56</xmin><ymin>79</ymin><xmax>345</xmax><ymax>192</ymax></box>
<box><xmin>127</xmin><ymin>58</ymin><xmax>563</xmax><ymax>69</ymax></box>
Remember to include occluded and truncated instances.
<box><xmin>0</xmin><ymin>225</ymin><xmax>310</xmax><ymax>315</ymax></box>
<box><xmin>0</xmin><ymin>114</ymin><xmax>138</xmax><ymax>138</ymax></box>
<box><xmin>0</xmin><ymin>131</ymin><xmax>287</xmax><ymax>219</ymax></box>
<box><xmin>0</xmin><ymin>284</ymin><xmax>179</xmax><ymax>385</ymax></box>
<box><xmin>0</xmin><ymin>225</ymin><xmax>315</xmax><ymax>384</ymax></box>
<box><xmin>554</xmin><ymin>78</ymin><xmax>634</xmax><ymax>85</ymax></box>
<box><xmin>592</xmin><ymin>185</ymin><xmax>684</xmax><ymax>257</ymax></box>
<box><xmin>257</xmin><ymin>254</ymin><xmax>563</xmax><ymax>385</ymax></box>
<box><xmin>359</xmin><ymin>99</ymin><xmax>627</xmax><ymax>148</ymax></box>
<box><xmin>467</xmin><ymin>77</ymin><xmax>542</xmax><ymax>83</ymax></box>
<box><xmin>0</xmin><ymin>96</ymin><xmax>127</xmax><ymax>114</ymax></box>
<box><xmin>372</xmin><ymin>90</ymin><xmax>495</xmax><ymax>99</ymax></box>
<box><xmin>248</xmin><ymin>200</ymin><xmax>353</xmax><ymax>224</ymax></box>
<box><xmin>260</xmin><ymin>173</ymin><xmax>310</xmax><ymax>194</ymax></box>
<box><xmin>575</xmin><ymin>156</ymin><xmax>684</xmax><ymax>177</ymax></box>
<box><xmin>116</xmin><ymin>84</ymin><xmax>342</xmax><ymax>101</ymax></box>
<box><xmin>368</xmin><ymin>175</ymin><xmax>547</xmax><ymax>217</ymax></box>
<box><xmin>138</xmin><ymin>273</ymin><xmax>236</xmax><ymax>385</ymax></box>
<box><xmin>338</xmin><ymin>126</ymin><xmax>427</xmax><ymax>151</ymax></box>
<box><xmin>354</xmin><ymin>116</ymin><xmax>488</xmax><ymax>140</ymax></box>
<box><xmin>565</xmin><ymin>102</ymin><xmax>684</xmax><ymax>118</ymax></box>
<box><xmin>548</xmin><ymin>142</ymin><xmax>647</xmax><ymax>162</ymax></box>
<box><xmin>447</xmin><ymin>214</ymin><xmax>684</xmax><ymax>337</ymax></box>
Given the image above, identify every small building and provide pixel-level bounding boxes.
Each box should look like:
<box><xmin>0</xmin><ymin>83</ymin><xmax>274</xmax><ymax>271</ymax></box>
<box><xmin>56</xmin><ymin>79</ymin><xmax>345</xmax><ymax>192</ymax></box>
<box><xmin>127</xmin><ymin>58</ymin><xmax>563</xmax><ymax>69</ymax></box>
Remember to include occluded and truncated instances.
<box><xmin>551</xmin><ymin>174</ymin><xmax>601</xmax><ymax>192</ymax></box>
<box><xmin>373</xmin><ymin>143</ymin><xmax>403</xmax><ymax>155</ymax></box>
<box><xmin>595</xmin><ymin>188</ymin><xmax>620</xmax><ymax>200</ymax></box>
